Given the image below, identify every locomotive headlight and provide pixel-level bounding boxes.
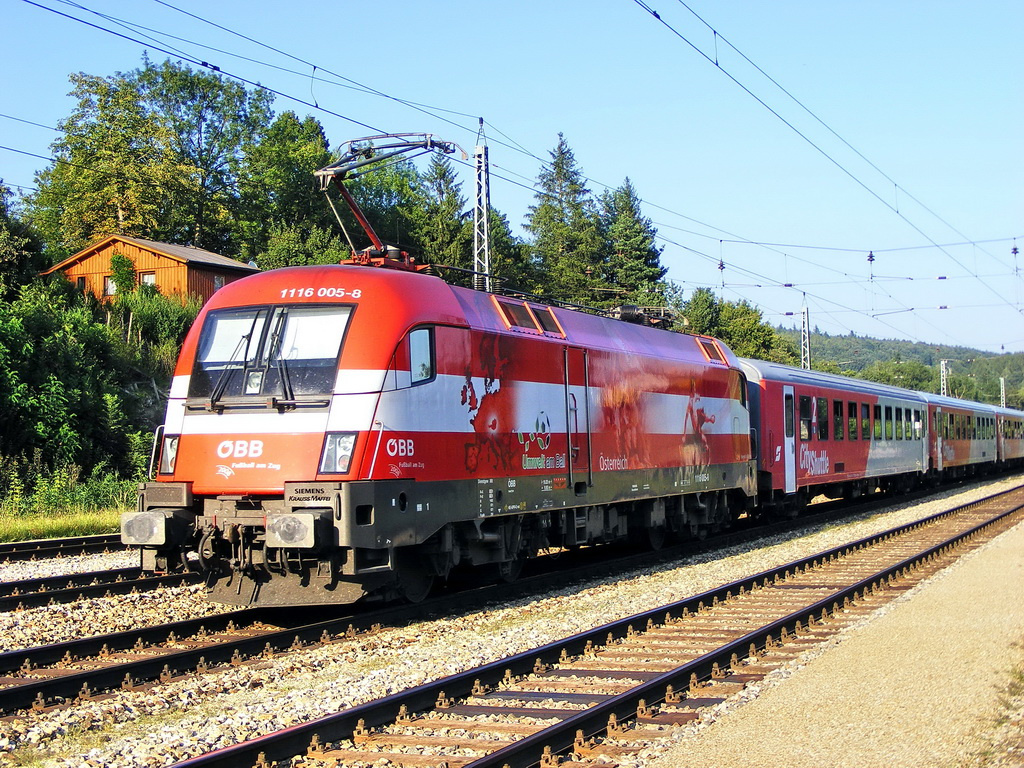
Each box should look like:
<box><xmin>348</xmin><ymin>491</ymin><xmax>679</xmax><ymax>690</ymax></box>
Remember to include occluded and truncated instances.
<box><xmin>158</xmin><ymin>435</ymin><xmax>180</xmax><ymax>475</ymax></box>
<box><xmin>120</xmin><ymin>510</ymin><xmax>167</xmax><ymax>546</ymax></box>
<box><xmin>266</xmin><ymin>513</ymin><xmax>317</xmax><ymax>548</ymax></box>
<box><xmin>319</xmin><ymin>432</ymin><xmax>357</xmax><ymax>474</ymax></box>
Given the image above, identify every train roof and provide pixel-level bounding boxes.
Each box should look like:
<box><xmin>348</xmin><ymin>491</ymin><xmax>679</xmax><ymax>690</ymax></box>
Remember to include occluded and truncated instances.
<box><xmin>195</xmin><ymin>263</ymin><xmax>745</xmax><ymax>373</ymax></box>
<box><xmin>739</xmin><ymin>358</ymin><xmax>929</xmax><ymax>404</ymax></box>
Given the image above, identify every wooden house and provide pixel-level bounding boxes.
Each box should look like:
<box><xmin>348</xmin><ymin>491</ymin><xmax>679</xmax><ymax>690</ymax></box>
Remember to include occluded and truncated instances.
<box><xmin>42</xmin><ymin>235</ymin><xmax>260</xmax><ymax>305</ymax></box>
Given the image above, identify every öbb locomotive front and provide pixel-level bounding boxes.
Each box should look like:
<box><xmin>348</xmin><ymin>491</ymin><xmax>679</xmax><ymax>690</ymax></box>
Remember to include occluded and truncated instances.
<box><xmin>121</xmin><ymin>264</ymin><xmax>757</xmax><ymax>606</ymax></box>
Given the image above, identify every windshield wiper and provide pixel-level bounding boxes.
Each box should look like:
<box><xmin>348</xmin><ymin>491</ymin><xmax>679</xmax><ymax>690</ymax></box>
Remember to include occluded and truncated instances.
<box><xmin>267</xmin><ymin>309</ymin><xmax>295</xmax><ymax>404</ymax></box>
<box><xmin>208</xmin><ymin>314</ymin><xmax>262</xmax><ymax>412</ymax></box>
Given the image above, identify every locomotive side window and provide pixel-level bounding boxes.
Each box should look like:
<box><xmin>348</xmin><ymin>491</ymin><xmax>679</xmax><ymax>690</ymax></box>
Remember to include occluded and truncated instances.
<box><xmin>496</xmin><ymin>298</ymin><xmax>539</xmax><ymax>331</ymax></box>
<box><xmin>817</xmin><ymin>397</ymin><xmax>828</xmax><ymax>440</ymax></box>
<box><xmin>409</xmin><ymin>327</ymin><xmax>434</xmax><ymax>384</ymax></box>
<box><xmin>861</xmin><ymin>403</ymin><xmax>871</xmax><ymax>439</ymax></box>
<box><xmin>531</xmin><ymin>306</ymin><xmax>564</xmax><ymax>335</ymax></box>
<box><xmin>697</xmin><ymin>338</ymin><xmax>726</xmax><ymax>364</ymax></box>
<box><xmin>799</xmin><ymin>396</ymin><xmax>812</xmax><ymax>440</ymax></box>
<box><xmin>833</xmin><ymin>400</ymin><xmax>844</xmax><ymax>440</ymax></box>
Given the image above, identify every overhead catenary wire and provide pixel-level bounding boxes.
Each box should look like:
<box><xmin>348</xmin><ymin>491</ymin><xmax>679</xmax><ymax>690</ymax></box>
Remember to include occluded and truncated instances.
<box><xmin>9</xmin><ymin>0</ymin><xmax>1021</xmax><ymax>349</ymax></box>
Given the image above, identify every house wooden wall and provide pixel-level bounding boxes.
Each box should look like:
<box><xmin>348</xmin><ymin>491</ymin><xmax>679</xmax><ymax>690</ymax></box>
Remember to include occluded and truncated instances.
<box><xmin>57</xmin><ymin>240</ymin><xmax>248</xmax><ymax>305</ymax></box>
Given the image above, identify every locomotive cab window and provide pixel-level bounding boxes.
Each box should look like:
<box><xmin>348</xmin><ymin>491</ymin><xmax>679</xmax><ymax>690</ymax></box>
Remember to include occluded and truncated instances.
<box><xmin>409</xmin><ymin>327</ymin><xmax>435</xmax><ymax>384</ymax></box>
<box><xmin>188</xmin><ymin>304</ymin><xmax>351</xmax><ymax>400</ymax></box>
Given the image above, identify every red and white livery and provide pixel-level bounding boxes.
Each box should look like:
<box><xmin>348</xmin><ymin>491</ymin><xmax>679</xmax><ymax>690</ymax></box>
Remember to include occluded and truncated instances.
<box><xmin>123</xmin><ymin>265</ymin><xmax>756</xmax><ymax>605</ymax></box>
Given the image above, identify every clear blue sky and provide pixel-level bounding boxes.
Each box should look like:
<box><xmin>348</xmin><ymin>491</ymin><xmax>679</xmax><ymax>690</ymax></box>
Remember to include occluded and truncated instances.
<box><xmin>2</xmin><ymin>0</ymin><xmax>1021</xmax><ymax>354</ymax></box>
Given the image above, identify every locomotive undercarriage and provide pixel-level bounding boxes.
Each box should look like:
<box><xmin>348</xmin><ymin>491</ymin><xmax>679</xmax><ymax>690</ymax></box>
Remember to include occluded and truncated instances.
<box><xmin>126</xmin><ymin>464</ymin><xmax>756</xmax><ymax>607</ymax></box>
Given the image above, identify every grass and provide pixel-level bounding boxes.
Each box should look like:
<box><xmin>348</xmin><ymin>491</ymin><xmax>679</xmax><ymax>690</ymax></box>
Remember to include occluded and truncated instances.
<box><xmin>0</xmin><ymin>508</ymin><xmax>122</xmax><ymax>542</ymax></box>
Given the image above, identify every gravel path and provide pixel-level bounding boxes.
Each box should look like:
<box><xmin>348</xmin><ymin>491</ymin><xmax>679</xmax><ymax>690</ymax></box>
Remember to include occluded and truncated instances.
<box><xmin>0</xmin><ymin>476</ymin><xmax>1020</xmax><ymax>767</ymax></box>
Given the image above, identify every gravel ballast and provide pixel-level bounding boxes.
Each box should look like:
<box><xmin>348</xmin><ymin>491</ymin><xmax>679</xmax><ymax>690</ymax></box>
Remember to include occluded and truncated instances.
<box><xmin>651</xmin><ymin>503</ymin><xmax>1024</xmax><ymax>768</ymax></box>
<box><xmin>0</xmin><ymin>477</ymin><xmax>1021</xmax><ymax>767</ymax></box>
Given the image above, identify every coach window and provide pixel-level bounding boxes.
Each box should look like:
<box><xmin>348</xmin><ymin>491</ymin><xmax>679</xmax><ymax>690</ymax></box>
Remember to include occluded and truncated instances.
<box><xmin>817</xmin><ymin>397</ymin><xmax>829</xmax><ymax>440</ymax></box>
<box><xmin>409</xmin><ymin>327</ymin><xmax>434</xmax><ymax>384</ymax></box>
<box><xmin>799</xmin><ymin>396</ymin><xmax>813</xmax><ymax>440</ymax></box>
<box><xmin>874</xmin><ymin>405</ymin><xmax>882</xmax><ymax>440</ymax></box>
<box><xmin>861</xmin><ymin>403</ymin><xmax>871</xmax><ymax>439</ymax></box>
<box><xmin>833</xmin><ymin>400</ymin><xmax>844</xmax><ymax>440</ymax></box>
<box><xmin>914</xmin><ymin>410</ymin><xmax>922</xmax><ymax>439</ymax></box>
<box><xmin>895</xmin><ymin>408</ymin><xmax>903</xmax><ymax>440</ymax></box>
<box><xmin>847</xmin><ymin>402</ymin><xmax>857</xmax><ymax>440</ymax></box>
<box><xmin>884</xmin><ymin>406</ymin><xmax>894</xmax><ymax>440</ymax></box>
<box><xmin>784</xmin><ymin>393</ymin><xmax>794</xmax><ymax>439</ymax></box>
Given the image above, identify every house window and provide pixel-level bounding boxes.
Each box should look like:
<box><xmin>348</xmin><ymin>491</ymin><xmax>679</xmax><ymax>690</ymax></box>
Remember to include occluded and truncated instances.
<box><xmin>76</xmin><ymin>276</ymin><xmax>86</xmax><ymax>292</ymax></box>
<box><xmin>214</xmin><ymin>275</ymin><xmax>226</xmax><ymax>291</ymax></box>
<box><xmin>103</xmin><ymin>276</ymin><xmax>116</xmax><ymax>296</ymax></box>
<box><xmin>140</xmin><ymin>272</ymin><xmax>156</xmax><ymax>286</ymax></box>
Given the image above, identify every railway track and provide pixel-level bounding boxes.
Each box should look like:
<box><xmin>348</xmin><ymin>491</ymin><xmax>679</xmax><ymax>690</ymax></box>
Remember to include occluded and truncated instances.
<box><xmin>0</xmin><ymin>533</ymin><xmax>124</xmax><ymax>563</ymax></box>
<box><xmin>0</xmin><ymin>480</ymin><xmax>1013</xmax><ymax>722</ymax></box>
<box><xmin>0</xmin><ymin>568</ymin><xmax>200</xmax><ymax>612</ymax></box>
<box><xmin>162</xmin><ymin>483</ymin><xmax>1024</xmax><ymax>768</ymax></box>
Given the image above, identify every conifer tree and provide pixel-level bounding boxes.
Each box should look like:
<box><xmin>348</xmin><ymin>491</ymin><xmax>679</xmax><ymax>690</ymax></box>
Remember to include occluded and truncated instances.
<box><xmin>599</xmin><ymin>178</ymin><xmax>666</xmax><ymax>306</ymax></box>
<box><xmin>524</xmin><ymin>134</ymin><xmax>604</xmax><ymax>304</ymax></box>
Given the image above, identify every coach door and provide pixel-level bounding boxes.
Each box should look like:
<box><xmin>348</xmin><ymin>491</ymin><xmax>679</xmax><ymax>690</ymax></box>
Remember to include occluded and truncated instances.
<box><xmin>783</xmin><ymin>385</ymin><xmax>797</xmax><ymax>493</ymax></box>
<box><xmin>564</xmin><ymin>347</ymin><xmax>592</xmax><ymax>493</ymax></box>
<box><xmin>935</xmin><ymin>407</ymin><xmax>943</xmax><ymax>472</ymax></box>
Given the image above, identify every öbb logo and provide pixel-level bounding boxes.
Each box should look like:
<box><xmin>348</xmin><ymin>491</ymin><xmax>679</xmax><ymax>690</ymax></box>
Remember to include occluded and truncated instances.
<box><xmin>386</xmin><ymin>438</ymin><xmax>415</xmax><ymax>457</ymax></box>
<box><xmin>217</xmin><ymin>440</ymin><xmax>264</xmax><ymax>459</ymax></box>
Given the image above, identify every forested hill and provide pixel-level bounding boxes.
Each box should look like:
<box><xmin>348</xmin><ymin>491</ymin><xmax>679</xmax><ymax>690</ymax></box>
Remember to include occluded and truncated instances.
<box><xmin>777</xmin><ymin>327</ymin><xmax>1024</xmax><ymax>406</ymax></box>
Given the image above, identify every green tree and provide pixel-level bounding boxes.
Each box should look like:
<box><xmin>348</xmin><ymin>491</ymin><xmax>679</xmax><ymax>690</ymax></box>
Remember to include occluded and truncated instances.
<box><xmin>28</xmin><ymin>71</ymin><xmax>188</xmax><ymax>255</ymax></box>
<box><xmin>681</xmin><ymin>289</ymin><xmax>796</xmax><ymax>363</ymax></box>
<box><xmin>406</xmin><ymin>154</ymin><xmax>472</xmax><ymax>269</ymax></box>
<box><xmin>132</xmin><ymin>57</ymin><xmax>274</xmax><ymax>252</ymax></box>
<box><xmin>0</xmin><ymin>183</ymin><xmax>45</xmax><ymax>300</ymax></box>
<box><xmin>525</xmin><ymin>134</ymin><xmax>604</xmax><ymax>303</ymax></box>
<box><xmin>718</xmin><ymin>300</ymin><xmax>797</xmax><ymax>363</ymax></box>
<box><xmin>681</xmin><ymin>287</ymin><xmax>721</xmax><ymax>335</ymax></box>
<box><xmin>860</xmin><ymin>358</ymin><xmax>935</xmax><ymax>391</ymax></box>
<box><xmin>237</xmin><ymin>111</ymin><xmax>333</xmax><ymax>261</ymax></box>
<box><xmin>599</xmin><ymin>178</ymin><xmax>666</xmax><ymax>305</ymax></box>
<box><xmin>256</xmin><ymin>222</ymin><xmax>348</xmax><ymax>270</ymax></box>
<box><xmin>109</xmin><ymin>252</ymin><xmax>137</xmax><ymax>294</ymax></box>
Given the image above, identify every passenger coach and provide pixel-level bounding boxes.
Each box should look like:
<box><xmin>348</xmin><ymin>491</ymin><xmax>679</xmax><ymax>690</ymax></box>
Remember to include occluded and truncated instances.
<box><xmin>740</xmin><ymin>359</ymin><xmax>928</xmax><ymax>510</ymax></box>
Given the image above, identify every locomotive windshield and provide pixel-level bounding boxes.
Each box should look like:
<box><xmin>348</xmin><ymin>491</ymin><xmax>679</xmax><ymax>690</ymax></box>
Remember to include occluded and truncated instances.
<box><xmin>188</xmin><ymin>304</ymin><xmax>352</xmax><ymax>401</ymax></box>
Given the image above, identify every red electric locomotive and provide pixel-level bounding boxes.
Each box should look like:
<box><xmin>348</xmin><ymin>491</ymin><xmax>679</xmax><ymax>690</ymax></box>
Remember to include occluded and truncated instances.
<box><xmin>122</xmin><ymin>264</ymin><xmax>757</xmax><ymax>606</ymax></box>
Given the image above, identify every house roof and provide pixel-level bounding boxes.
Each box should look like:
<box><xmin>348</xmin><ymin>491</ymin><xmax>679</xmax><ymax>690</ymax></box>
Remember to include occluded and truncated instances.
<box><xmin>42</xmin><ymin>235</ymin><xmax>260</xmax><ymax>275</ymax></box>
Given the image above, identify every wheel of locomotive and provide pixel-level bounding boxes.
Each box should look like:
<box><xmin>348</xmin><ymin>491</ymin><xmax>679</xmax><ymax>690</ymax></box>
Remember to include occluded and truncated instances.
<box><xmin>393</xmin><ymin>548</ymin><xmax>434</xmax><ymax>603</ymax></box>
